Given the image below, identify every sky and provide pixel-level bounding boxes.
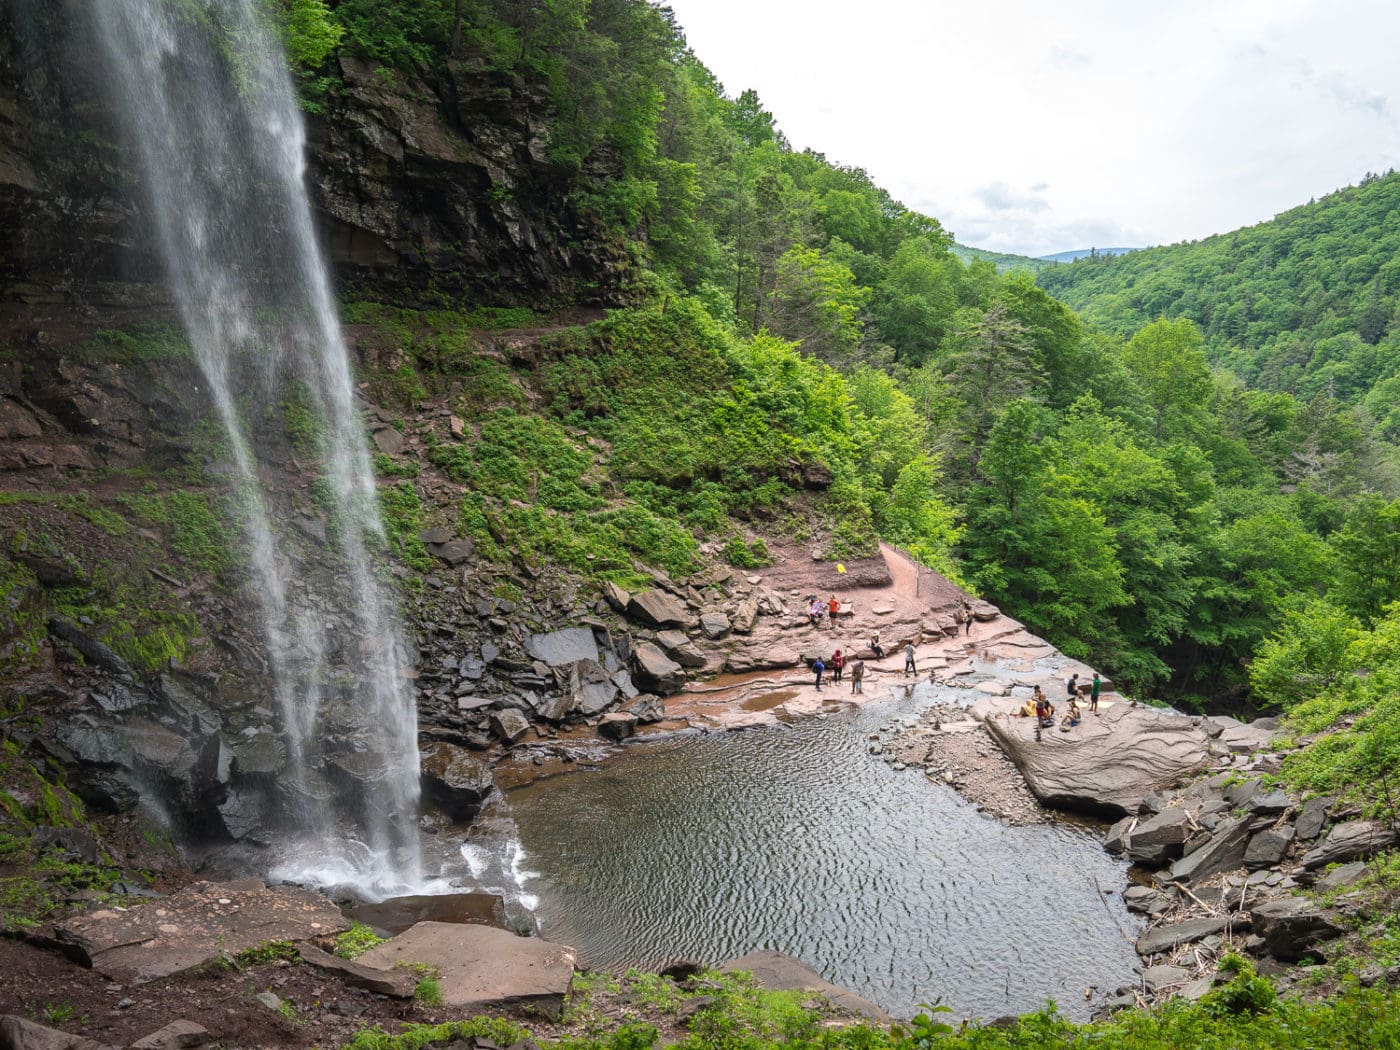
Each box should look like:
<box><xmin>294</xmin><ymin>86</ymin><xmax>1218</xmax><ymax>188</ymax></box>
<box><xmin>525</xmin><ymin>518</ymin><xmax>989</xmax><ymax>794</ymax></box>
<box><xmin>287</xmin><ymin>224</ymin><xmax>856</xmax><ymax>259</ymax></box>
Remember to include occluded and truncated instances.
<box><xmin>662</xmin><ymin>0</ymin><xmax>1400</xmax><ymax>257</ymax></box>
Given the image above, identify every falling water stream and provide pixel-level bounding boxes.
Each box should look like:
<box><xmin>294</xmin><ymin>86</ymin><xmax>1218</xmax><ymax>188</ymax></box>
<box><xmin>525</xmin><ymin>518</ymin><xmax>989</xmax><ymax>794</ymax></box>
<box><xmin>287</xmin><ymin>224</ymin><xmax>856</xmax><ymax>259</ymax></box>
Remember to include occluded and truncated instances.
<box><xmin>88</xmin><ymin>0</ymin><xmax>422</xmax><ymax>895</ymax></box>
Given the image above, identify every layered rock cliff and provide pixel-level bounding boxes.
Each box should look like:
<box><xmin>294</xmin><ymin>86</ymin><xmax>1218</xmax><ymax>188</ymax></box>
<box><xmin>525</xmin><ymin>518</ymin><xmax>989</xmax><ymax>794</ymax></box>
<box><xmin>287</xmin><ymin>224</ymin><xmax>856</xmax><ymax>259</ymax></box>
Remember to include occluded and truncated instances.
<box><xmin>0</xmin><ymin>1</ymin><xmax>634</xmax><ymax>314</ymax></box>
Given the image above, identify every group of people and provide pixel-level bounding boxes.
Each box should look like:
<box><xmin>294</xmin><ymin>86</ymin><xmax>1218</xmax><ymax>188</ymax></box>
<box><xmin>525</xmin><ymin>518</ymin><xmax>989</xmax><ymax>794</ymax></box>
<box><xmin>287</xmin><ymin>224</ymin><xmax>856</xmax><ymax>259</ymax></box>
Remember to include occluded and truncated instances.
<box><xmin>1019</xmin><ymin>671</ymin><xmax>1103</xmax><ymax>732</ymax></box>
<box><xmin>810</xmin><ymin>629</ymin><xmax>919</xmax><ymax>693</ymax></box>
<box><xmin>812</xmin><ymin>649</ymin><xmax>867</xmax><ymax>693</ymax></box>
<box><xmin>808</xmin><ymin>595</ymin><xmax>844</xmax><ymax>627</ymax></box>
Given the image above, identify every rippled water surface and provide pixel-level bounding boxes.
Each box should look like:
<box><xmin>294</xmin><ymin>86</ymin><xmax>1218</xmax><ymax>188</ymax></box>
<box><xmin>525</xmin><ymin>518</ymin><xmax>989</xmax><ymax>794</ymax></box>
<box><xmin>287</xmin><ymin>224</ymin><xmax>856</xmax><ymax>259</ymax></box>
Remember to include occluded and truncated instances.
<box><xmin>504</xmin><ymin>683</ymin><xmax>1141</xmax><ymax>1020</ymax></box>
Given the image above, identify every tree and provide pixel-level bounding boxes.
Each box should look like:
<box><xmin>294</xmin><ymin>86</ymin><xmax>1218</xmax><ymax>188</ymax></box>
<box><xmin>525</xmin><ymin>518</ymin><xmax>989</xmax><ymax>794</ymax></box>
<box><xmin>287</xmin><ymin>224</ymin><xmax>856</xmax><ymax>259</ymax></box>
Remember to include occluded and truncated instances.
<box><xmin>1122</xmin><ymin>318</ymin><xmax>1213</xmax><ymax>442</ymax></box>
<box><xmin>1332</xmin><ymin>495</ymin><xmax>1400</xmax><ymax>624</ymax></box>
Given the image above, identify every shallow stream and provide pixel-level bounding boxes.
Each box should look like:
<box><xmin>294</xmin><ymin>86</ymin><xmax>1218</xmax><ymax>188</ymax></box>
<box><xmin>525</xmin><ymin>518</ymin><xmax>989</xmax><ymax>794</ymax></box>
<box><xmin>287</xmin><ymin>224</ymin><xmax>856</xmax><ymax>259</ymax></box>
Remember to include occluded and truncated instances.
<box><xmin>489</xmin><ymin>678</ymin><xmax>1141</xmax><ymax>1021</ymax></box>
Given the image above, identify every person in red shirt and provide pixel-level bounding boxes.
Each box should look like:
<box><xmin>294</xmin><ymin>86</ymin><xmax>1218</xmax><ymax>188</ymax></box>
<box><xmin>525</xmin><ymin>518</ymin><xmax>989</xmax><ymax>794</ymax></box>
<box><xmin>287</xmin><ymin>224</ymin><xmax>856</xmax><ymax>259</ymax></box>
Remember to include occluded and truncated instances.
<box><xmin>831</xmin><ymin>649</ymin><xmax>845</xmax><ymax>683</ymax></box>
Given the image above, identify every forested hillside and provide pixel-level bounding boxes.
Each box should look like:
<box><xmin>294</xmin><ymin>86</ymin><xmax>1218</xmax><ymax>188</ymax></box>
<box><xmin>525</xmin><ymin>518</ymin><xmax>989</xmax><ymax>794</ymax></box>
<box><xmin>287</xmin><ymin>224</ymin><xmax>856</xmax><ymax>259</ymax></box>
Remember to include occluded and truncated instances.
<box><xmin>1039</xmin><ymin>173</ymin><xmax>1400</xmax><ymax>427</ymax></box>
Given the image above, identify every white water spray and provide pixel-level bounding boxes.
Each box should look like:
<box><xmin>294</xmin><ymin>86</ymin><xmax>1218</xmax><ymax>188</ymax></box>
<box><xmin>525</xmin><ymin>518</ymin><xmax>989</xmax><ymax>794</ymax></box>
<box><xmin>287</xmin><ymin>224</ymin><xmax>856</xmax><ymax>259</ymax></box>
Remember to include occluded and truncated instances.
<box><xmin>89</xmin><ymin>0</ymin><xmax>422</xmax><ymax>895</ymax></box>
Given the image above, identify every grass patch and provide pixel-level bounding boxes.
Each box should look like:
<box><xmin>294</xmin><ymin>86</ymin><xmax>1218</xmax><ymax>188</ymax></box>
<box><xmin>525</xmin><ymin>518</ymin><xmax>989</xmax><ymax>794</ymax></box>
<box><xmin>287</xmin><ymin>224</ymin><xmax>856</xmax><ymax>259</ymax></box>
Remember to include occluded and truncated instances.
<box><xmin>334</xmin><ymin>922</ymin><xmax>386</xmax><ymax>960</ymax></box>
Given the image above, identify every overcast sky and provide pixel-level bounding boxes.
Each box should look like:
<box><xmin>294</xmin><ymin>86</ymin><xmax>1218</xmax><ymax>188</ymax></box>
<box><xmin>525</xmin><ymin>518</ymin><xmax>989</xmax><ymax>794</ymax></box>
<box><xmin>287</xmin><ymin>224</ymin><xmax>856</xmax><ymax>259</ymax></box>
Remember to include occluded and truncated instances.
<box><xmin>662</xmin><ymin>0</ymin><xmax>1400</xmax><ymax>257</ymax></box>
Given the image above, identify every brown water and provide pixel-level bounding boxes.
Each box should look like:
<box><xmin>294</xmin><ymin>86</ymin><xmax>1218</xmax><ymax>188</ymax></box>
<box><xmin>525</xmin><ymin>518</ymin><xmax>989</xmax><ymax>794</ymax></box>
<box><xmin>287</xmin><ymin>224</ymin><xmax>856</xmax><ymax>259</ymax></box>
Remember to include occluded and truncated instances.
<box><xmin>502</xmin><ymin>676</ymin><xmax>1142</xmax><ymax>1021</ymax></box>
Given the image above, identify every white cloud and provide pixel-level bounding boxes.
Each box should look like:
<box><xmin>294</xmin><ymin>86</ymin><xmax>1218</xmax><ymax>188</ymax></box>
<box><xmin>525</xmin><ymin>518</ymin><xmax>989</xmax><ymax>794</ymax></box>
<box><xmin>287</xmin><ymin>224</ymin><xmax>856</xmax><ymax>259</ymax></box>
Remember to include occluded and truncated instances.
<box><xmin>663</xmin><ymin>0</ymin><xmax>1400</xmax><ymax>256</ymax></box>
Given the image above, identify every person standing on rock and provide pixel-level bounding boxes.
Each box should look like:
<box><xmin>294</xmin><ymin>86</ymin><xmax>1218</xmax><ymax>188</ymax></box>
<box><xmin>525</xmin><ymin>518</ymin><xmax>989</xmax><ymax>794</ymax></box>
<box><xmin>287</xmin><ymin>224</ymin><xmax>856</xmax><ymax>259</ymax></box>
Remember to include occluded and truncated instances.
<box><xmin>870</xmin><ymin>631</ymin><xmax>884</xmax><ymax>659</ymax></box>
<box><xmin>828</xmin><ymin>594</ymin><xmax>840</xmax><ymax>627</ymax></box>
<box><xmin>903</xmin><ymin>641</ymin><xmax>916</xmax><ymax>676</ymax></box>
<box><xmin>813</xmin><ymin>656</ymin><xmax>825</xmax><ymax>691</ymax></box>
<box><xmin>1090</xmin><ymin>672</ymin><xmax>1101</xmax><ymax>714</ymax></box>
<box><xmin>961</xmin><ymin>598</ymin><xmax>973</xmax><ymax>636</ymax></box>
<box><xmin>831</xmin><ymin>648</ymin><xmax>845</xmax><ymax>683</ymax></box>
<box><xmin>850</xmin><ymin>658</ymin><xmax>865</xmax><ymax>694</ymax></box>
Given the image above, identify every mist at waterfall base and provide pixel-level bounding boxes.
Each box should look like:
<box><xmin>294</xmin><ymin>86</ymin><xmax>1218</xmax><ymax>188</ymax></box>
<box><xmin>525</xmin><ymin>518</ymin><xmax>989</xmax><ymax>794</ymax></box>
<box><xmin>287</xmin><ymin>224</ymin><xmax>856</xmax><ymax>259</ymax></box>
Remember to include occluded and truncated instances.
<box><xmin>86</xmin><ymin>0</ymin><xmax>425</xmax><ymax>899</ymax></box>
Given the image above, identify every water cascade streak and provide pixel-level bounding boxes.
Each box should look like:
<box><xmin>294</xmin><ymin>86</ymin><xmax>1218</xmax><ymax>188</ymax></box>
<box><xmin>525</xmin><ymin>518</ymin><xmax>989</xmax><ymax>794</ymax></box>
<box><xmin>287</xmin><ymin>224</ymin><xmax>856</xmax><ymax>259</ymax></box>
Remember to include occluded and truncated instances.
<box><xmin>89</xmin><ymin>0</ymin><xmax>422</xmax><ymax>893</ymax></box>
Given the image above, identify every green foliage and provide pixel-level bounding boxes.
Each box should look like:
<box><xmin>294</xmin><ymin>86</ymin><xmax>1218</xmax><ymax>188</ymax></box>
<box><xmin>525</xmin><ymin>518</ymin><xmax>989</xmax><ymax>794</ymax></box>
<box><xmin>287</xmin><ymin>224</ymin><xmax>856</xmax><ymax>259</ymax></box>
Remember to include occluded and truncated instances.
<box><xmin>342</xmin><ymin>1017</ymin><xmax>530</xmax><ymax>1050</ymax></box>
<box><xmin>378</xmin><ymin>482</ymin><xmax>435</xmax><ymax>572</ymax></box>
<box><xmin>1254</xmin><ymin>599</ymin><xmax>1400</xmax><ymax>804</ymax></box>
<box><xmin>335</xmin><ymin>922</ymin><xmax>388</xmax><ymax>959</ymax></box>
<box><xmin>234</xmin><ymin>940</ymin><xmax>299</xmax><ymax>966</ymax></box>
<box><xmin>120</xmin><ymin>490</ymin><xmax>234</xmax><ymax>576</ymax></box>
<box><xmin>413</xmin><ymin>977</ymin><xmax>443</xmax><ymax>1006</ymax></box>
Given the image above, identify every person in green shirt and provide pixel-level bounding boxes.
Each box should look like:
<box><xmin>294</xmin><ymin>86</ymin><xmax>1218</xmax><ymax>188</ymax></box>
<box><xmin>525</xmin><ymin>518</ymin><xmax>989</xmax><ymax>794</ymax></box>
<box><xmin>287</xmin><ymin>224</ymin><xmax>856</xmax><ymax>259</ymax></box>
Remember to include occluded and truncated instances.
<box><xmin>1090</xmin><ymin>672</ymin><xmax>1102</xmax><ymax>714</ymax></box>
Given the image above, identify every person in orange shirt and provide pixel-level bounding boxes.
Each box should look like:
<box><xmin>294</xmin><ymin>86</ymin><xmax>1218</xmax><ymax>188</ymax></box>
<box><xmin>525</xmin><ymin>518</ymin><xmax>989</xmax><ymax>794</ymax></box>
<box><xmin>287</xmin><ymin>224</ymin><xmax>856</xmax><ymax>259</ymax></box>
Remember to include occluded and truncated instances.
<box><xmin>827</xmin><ymin>595</ymin><xmax>840</xmax><ymax>626</ymax></box>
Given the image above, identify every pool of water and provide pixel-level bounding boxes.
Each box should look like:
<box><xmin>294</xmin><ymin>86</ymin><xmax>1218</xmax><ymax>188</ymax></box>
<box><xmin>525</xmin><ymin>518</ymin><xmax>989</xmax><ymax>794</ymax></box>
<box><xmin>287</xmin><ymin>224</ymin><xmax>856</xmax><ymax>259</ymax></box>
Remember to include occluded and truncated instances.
<box><xmin>498</xmin><ymin>679</ymin><xmax>1142</xmax><ymax>1021</ymax></box>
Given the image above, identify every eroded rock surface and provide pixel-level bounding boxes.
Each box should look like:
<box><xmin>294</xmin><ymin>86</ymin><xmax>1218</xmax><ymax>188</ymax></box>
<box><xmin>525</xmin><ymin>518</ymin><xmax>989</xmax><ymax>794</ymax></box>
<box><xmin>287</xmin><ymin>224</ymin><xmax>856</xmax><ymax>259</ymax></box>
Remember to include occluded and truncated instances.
<box><xmin>357</xmin><ymin>922</ymin><xmax>575</xmax><ymax>1017</ymax></box>
<box><xmin>984</xmin><ymin>704</ymin><xmax>1209</xmax><ymax>816</ymax></box>
<box><xmin>56</xmin><ymin>881</ymin><xmax>349</xmax><ymax>984</ymax></box>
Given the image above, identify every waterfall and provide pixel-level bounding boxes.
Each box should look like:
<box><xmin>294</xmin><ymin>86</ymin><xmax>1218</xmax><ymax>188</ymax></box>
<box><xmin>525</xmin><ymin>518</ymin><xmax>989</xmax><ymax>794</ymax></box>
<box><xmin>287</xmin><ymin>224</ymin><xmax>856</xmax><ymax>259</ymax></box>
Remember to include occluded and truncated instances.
<box><xmin>87</xmin><ymin>0</ymin><xmax>423</xmax><ymax>896</ymax></box>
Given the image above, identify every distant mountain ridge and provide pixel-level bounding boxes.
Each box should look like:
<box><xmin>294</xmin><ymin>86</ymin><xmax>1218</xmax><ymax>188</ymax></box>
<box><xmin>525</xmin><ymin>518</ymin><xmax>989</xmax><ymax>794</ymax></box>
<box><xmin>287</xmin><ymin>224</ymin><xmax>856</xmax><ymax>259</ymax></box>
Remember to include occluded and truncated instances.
<box><xmin>950</xmin><ymin>243</ymin><xmax>1137</xmax><ymax>273</ymax></box>
<box><xmin>1036</xmin><ymin>247</ymin><xmax>1136</xmax><ymax>263</ymax></box>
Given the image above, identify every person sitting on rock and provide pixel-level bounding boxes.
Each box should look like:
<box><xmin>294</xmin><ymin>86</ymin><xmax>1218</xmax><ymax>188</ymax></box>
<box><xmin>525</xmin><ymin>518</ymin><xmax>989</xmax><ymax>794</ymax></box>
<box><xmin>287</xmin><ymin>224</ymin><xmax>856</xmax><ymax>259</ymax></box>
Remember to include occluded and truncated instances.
<box><xmin>870</xmin><ymin>631</ymin><xmax>884</xmax><ymax>659</ymax></box>
<box><xmin>850</xmin><ymin>658</ymin><xmax>865</xmax><ymax>694</ymax></box>
<box><xmin>831</xmin><ymin>648</ymin><xmax>845</xmax><ymax>683</ymax></box>
<box><xmin>813</xmin><ymin>657</ymin><xmax>825</xmax><ymax>691</ymax></box>
<box><xmin>1035</xmin><ymin>694</ymin><xmax>1055</xmax><ymax>728</ymax></box>
<box><xmin>1065</xmin><ymin>672</ymin><xmax>1079</xmax><ymax>700</ymax></box>
<box><xmin>828</xmin><ymin>595</ymin><xmax>840</xmax><ymax>625</ymax></box>
<box><xmin>1060</xmin><ymin>698</ymin><xmax>1082</xmax><ymax>731</ymax></box>
<box><xmin>809</xmin><ymin>598</ymin><xmax>824</xmax><ymax>627</ymax></box>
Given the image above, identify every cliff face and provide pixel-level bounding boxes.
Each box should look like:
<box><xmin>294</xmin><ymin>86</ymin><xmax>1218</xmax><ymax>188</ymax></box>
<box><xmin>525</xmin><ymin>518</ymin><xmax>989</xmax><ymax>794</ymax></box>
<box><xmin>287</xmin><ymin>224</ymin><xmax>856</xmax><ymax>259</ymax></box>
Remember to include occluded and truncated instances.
<box><xmin>0</xmin><ymin>1</ymin><xmax>634</xmax><ymax>314</ymax></box>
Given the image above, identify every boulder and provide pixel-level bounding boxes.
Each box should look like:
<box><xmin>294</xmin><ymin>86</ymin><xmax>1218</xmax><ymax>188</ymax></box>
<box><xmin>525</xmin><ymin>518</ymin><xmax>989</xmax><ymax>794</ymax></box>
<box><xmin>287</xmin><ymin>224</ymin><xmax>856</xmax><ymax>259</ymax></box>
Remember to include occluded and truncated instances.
<box><xmin>1126</xmin><ymin>807</ymin><xmax>1192</xmax><ymax>865</ymax></box>
<box><xmin>1250</xmin><ymin>898</ymin><xmax>1344</xmax><ymax>961</ymax></box>
<box><xmin>344</xmin><ymin>892</ymin><xmax>506</xmax><ymax>936</ymax></box>
<box><xmin>1301</xmin><ymin>820</ymin><xmax>1398</xmax><ymax>870</ymax></box>
<box><xmin>372</xmin><ymin>426</ymin><xmax>404</xmax><ymax>454</ymax></box>
<box><xmin>1142</xmin><ymin>964</ymin><xmax>1191</xmax><ymax>994</ymax></box>
<box><xmin>55</xmin><ymin>881</ymin><xmax>348</xmax><ymax>984</ymax></box>
<box><xmin>1136</xmin><ymin>916</ymin><xmax>1229</xmax><ymax>956</ymax></box>
<box><xmin>598</xmin><ymin>712</ymin><xmax>638</xmax><ymax>741</ymax></box>
<box><xmin>127</xmin><ymin>1020</ymin><xmax>213</xmax><ymax>1049</ymax></box>
<box><xmin>296</xmin><ymin>944</ymin><xmax>416</xmax><ymax>997</ymax></box>
<box><xmin>719</xmin><ymin>950</ymin><xmax>885</xmax><ymax>1020</ymax></box>
<box><xmin>699</xmin><ymin>610</ymin><xmax>731</xmax><ymax>640</ymax></box>
<box><xmin>489</xmin><ymin>708</ymin><xmax>531</xmax><ymax>744</ymax></box>
<box><xmin>629</xmin><ymin>695</ymin><xmax>666</xmax><ymax>724</ymax></box>
<box><xmin>525</xmin><ymin>628</ymin><xmax>600</xmax><ymax>668</ymax></box>
<box><xmin>1123</xmin><ymin>885</ymin><xmax>1172</xmax><ymax>917</ymax></box>
<box><xmin>46</xmin><ymin>618</ymin><xmax>133</xmax><ymax>678</ymax></box>
<box><xmin>420</xmin><ymin>742</ymin><xmax>495</xmax><ymax>821</ymax></box>
<box><xmin>1296</xmin><ymin>795</ymin><xmax>1334</xmax><ymax>840</ymax></box>
<box><xmin>1217</xmin><ymin>723</ymin><xmax>1275</xmax><ymax>755</ymax></box>
<box><xmin>1169</xmin><ymin>814</ymin><xmax>1259</xmax><ymax>886</ymax></box>
<box><xmin>357</xmin><ymin>922</ymin><xmax>575</xmax><ymax>1017</ymax></box>
<box><xmin>655</xmin><ymin>629</ymin><xmax>706</xmax><ymax>669</ymax></box>
<box><xmin>626</xmin><ymin>589</ymin><xmax>688</xmax><ymax>628</ymax></box>
<box><xmin>1314</xmin><ymin>860</ymin><xmax>1368</xmax><ymax>894</ymax></box>
<box><xmin>602</xmin><ymin>582</ymin><xmax>631</xmax><ymax>612</ymax></box>
<box><xmin>1248</xmin><ymin>790</ymin><xmax>1292</xmax><ymax>817</ymax></box>
<box><xmin>633</xmin><ymin>642</ymin><xmax>686</xmax><ymax>694</ymax></box>
<box><xmin>730</xmin><ymin>595</ymin><xmax>760</xmax><ymax>633</ymax></box>
<box><xmin>983</xmin><ymin>704</ymin><xmax>1209</xmax><ymax>816</ymax></box>
<box><xmin>1244</xmin><ymin>827</ymin><xmax>1295</xmax><ymax>870</ymax></box>
<box><xmin>570</xmin><ymin>659</ymin><xmax>620</xmax><ymax>715</ymax></box>
<box><xmin>425</xmin><ymin>537</ymin><xmax>476</xmax><ymax>565</ymax></box>
<box><xmin>1104</xmin><ymin>816</ymin><xmax>1134</xmax><ymax>853</ymax></box>
<box><xmin>532</xmin><ymin>692</ymin><xmax>576</xmax><ymax>723</ymax></box>
<box><xmin>0</xmin><ymin>1016</ymin><xmax>115</xmax><ymax>1050</ymax></box>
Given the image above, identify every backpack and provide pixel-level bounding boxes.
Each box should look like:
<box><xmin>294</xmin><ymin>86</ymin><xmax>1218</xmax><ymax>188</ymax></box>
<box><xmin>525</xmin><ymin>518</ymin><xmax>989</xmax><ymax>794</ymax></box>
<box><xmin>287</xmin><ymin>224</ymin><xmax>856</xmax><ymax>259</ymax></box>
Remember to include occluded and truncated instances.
<box><xmin>814</xmin><ymin>659</ymin><xmax>825</xmax><ymax>672</ymax></box>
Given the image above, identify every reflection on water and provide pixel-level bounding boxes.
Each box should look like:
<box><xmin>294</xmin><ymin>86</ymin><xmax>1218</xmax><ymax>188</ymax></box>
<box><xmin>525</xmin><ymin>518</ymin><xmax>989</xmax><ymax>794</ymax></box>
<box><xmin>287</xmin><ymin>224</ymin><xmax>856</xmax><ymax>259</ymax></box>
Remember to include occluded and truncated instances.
<box><xmin>503</xmin><ymin>683</ymin><xmax>1141</xmax><ymax>1021</ymax></box>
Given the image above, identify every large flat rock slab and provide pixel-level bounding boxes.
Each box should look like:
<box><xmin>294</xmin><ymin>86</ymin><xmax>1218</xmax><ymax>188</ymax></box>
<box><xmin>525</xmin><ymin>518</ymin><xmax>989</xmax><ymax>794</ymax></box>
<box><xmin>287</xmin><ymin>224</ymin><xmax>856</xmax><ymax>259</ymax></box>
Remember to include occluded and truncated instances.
<box><xmin>984</xmin><ymin>703</ymin><xmax>1209</xmax><ymax>817</ymax></box>
<box><xmin>55</xmin><ymin>881</ymin><xmax>349</xmax><ymax>984</ymax></box>
<box><xmin>719</xmin><ymin>950</ymin><xmax>885</xmax><ymax>1019</ymax></box>
<box><xmin>358</xmin><ymin>922</ymin><xmax>575</xmax><ymax>1017</ymax></box>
